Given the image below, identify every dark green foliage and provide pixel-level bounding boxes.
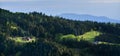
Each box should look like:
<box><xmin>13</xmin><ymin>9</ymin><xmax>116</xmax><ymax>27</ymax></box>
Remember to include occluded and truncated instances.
<box><xmin>0</xmin><ymin>8</ymin><xmax>120</xmax><ymax>56</ymax></box>
<box><xmin>89</xmin><ymin>44</ymin><xmax>120</xmax><ymax>56</ymax></box>
<box><xmin>95</xmin><ymin>33</ymin><xmax>120</xmax><ymax>44</ymax></box>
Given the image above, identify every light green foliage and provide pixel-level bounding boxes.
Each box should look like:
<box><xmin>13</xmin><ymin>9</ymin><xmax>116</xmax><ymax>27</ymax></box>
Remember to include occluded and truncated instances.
<box><xmin>59</xmin><ymin>31</ymin><xmax>101</xmax><ymax>42</ymax></box>
<box><xmin>7</xmin><ymin>21</ymin><xmax>18</xmax><ymax>30</ymax></box>
<box><xmin>10</xmin><ymin>26</ymin><xmax>18</xmax><ymax>30</ymax></box>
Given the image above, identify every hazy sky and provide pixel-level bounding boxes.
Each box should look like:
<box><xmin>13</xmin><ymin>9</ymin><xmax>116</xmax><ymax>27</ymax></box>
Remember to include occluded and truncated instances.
<box><xmin>0</xmin><ymin>0</ymin><xmax>120</xmax><ymax>20</ymax></box>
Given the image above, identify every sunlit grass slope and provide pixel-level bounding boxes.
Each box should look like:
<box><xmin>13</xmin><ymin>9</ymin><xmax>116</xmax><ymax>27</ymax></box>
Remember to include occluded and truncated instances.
<box><xmin>59</xmin><ymin>31</ymin><xmax>101</xmax><ymax>42</ymax></box>
<box><xmin>77</xmin><ymin>31</ymin><xmax>101</xmax><ymax>42</ymax></box>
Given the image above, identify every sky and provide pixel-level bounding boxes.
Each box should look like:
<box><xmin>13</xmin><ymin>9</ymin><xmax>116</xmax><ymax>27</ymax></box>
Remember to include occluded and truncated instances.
<box><xmin>0</xmin><ymin>0</ymin><xmax>120</xmax><ymax>20</ymax></box>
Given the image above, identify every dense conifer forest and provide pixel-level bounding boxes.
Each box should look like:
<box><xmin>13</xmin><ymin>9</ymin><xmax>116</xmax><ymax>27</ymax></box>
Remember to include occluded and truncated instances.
<box><xmin>0</xmin><ymin>8</ymin><xmax>120</xmax><ymax>56</ymax></box>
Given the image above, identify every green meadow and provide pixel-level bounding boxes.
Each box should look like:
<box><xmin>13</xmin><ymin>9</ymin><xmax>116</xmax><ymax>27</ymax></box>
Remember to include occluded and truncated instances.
<box><xmin>59</xmin><ymin>30</ymin><xmax>101</xmax><ymax>42</ymax></box>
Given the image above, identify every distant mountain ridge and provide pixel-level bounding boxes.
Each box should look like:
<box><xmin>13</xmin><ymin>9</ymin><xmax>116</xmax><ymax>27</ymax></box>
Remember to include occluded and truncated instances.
<box><xmin>58</xmin><ymin>13</ymin><xmax>120</xmax><ymax>23</ymax></box>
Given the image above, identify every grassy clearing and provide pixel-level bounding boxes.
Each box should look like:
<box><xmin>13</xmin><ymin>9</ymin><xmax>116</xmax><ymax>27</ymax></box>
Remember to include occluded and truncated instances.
<box><xmin>77</xmin><ymin>31</ymin><xmax>101</xmax><ymax>42</ymax></box>
<box><xmin>60</xmin><ymin>34</ymin><xmax>76</xmax><ymax>40</ymax></box>
<box><xmin>59</xmin><ymin>31</ymin><xmax>101</xmax><ymax>42</ymax></box>
<box><xmin>9</xmin><ymin>37</ymin><xmax>36</xmax><ymax>43</ymax></box>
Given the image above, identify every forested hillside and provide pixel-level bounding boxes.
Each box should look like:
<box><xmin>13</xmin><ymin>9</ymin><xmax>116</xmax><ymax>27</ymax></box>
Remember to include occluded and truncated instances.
<box><xmin>0</xmin><ymin>8</ymin><xmax>120</xmax><ymax>56</ymax></box>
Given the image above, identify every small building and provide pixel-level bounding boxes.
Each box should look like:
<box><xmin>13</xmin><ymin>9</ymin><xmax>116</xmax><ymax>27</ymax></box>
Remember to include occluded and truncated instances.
<box><xmin>22</xmin><ymin>37</ymin><xmax>31</xmax><ymax>41</ymax></box>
